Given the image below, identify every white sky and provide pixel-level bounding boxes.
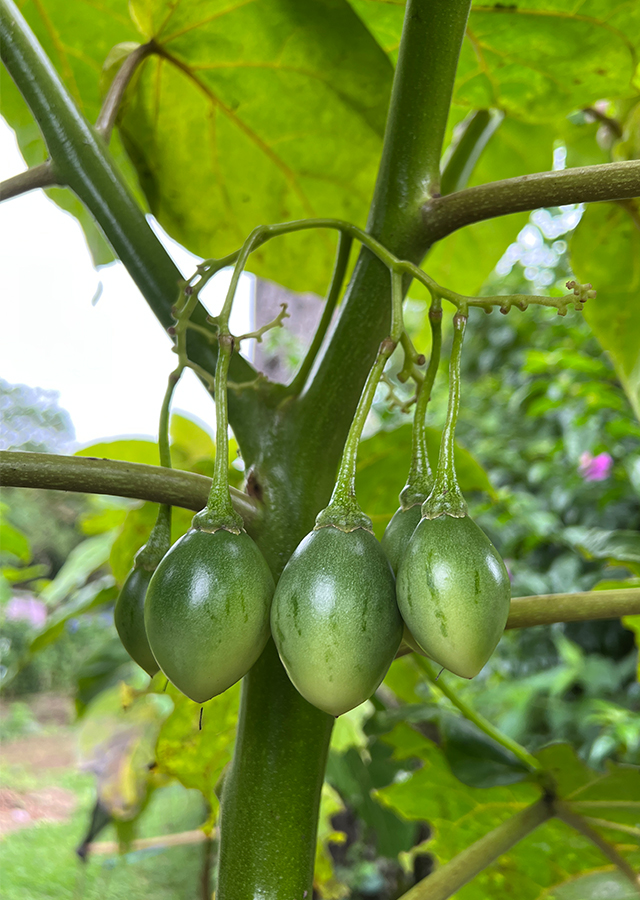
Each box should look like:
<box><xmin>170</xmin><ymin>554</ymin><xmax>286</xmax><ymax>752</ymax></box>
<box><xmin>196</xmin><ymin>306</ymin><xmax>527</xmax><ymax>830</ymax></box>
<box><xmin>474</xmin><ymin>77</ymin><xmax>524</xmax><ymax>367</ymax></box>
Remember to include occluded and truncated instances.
<box><xmin>0</xmin><ymin>118</ymin><xmax>254</xmax><ymax>448</ymax></box>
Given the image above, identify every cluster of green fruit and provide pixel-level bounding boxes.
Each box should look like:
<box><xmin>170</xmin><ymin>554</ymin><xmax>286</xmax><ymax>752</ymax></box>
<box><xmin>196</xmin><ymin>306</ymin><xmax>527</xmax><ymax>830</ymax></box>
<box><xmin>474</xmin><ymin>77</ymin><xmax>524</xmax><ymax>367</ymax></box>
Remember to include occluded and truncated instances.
<box><xmin>115</xmin><ymin>300</ymin><xmax>511</xmax><ymax>718</ymax></box>
<box><xmin>115</xmin><ymin>490</ymin><xmax>510</xmax><ymax>718</ymax></box>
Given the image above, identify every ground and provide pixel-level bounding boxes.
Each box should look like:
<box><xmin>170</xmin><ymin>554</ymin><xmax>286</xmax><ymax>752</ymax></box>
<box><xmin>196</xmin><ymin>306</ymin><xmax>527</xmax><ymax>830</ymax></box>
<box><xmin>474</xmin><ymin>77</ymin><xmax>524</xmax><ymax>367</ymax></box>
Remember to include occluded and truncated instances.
<box><xmin>0</xmin><ymin>692</ymin><xmax>211</xmax><ymax>900</ymax></box>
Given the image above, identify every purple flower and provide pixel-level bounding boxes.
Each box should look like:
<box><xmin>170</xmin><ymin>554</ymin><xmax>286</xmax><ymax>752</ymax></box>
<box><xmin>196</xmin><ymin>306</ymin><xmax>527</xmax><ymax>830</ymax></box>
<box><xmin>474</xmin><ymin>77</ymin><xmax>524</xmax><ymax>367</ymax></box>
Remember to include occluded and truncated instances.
<box><xmin>578</xmin><ymin>451</ymin><xmax>613</xmax><ymax>482</ymax></box>
<box><xmin>6</xmin><ymin>595</ymin><xmax>47</xmax><ymax>629</ymax></box>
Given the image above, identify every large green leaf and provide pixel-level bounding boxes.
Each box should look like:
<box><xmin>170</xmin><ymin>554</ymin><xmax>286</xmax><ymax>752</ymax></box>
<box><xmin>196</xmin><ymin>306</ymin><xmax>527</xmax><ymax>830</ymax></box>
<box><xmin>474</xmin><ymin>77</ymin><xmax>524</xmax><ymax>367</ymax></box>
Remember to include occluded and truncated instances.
<box><xmin>116</xmin><ymin>0</ymin><xmax>392</xmax><ymax>290</ymax></box>
<box><xmin>571</xmin><ymin>203</ymin><xmax>640</xmax><ymax>421</ymax></box>
<box><xmin>0</xmin><ymin>0</ymin><xmax>144</xmax><ymax>266</ymax></box>
<box><xmin>375</xmin><ymin>726</ymin><xmax>640</xmax><ymax>900</ymax></box>
<box><xmin>549</xmin><ymin>871</ymin><xmax>639</xmax><ymax>900</ymax></box>
<box><xmin>153</xmin><ymin>680</ymin><xmax>240</xmax><ymax>816</ymax></box>
<box><xmin>356</xmin><ymin>423</ymin><xmax>494</xmax><ymax>537</ymax></box>
<box><xmin>349</xmin><ymin>1</ymin><xmax>639</xmax><ymax>120</ymax></box>
<box><xmin>76</xmin><ymin>438</ymin><xmax>160</xmax><ymax>466</ymax></box>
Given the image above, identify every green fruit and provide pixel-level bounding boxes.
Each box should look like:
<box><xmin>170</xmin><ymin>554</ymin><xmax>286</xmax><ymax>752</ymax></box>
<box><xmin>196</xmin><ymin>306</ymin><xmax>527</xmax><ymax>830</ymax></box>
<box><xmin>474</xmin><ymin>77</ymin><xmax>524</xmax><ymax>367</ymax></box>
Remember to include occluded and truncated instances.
<box><xmin>397</xmin><ymin>515</ymin><xmax>511</xmax><ymax>678</ymax></box>
<box><xmin>114</xmin><ymin>566</ymin><xmax>159</xmax><ymax>677</ymax></box>
<box><xmin>381</xmin><ymin>504</ymin><xmax>422</xmax><ymax>574</ymax></box>
<box><xmin>271</xmin><ymin>525</ymin><xmax>403</xmax><ymax>716</ymax></box>
<box><xmin>145</xmin><ymin>529</ymin><xmax>274</xmax><ymax>703</ymax></box>
<box><xmin>400</xmin><ymin>623</ymin><xmax>429</xmax><ymax>658</ymax></box>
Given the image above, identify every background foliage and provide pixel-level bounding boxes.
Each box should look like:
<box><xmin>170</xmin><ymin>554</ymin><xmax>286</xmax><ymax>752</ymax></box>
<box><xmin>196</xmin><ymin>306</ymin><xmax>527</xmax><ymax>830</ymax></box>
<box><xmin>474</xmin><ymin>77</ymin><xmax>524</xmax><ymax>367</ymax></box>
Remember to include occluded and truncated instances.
<box><xmin>2</xmin><ymin>0</ymin><xmax>640</xmax><ymax>897</ymax></box>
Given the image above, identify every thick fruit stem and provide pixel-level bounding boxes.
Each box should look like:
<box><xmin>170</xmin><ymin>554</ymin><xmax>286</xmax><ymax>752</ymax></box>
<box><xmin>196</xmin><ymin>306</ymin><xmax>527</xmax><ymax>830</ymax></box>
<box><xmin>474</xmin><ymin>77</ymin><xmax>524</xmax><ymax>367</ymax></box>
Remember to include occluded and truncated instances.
<box><xmin>318</xmin><ymin>271</ymin><xmax>404</xmax><ymax>531</ymax></box>
<box><xmin>400</xmin><ymin>300</ymin><xmax>442</xmax><ymax>508</ymax></box>
<box><xmin>423</xmin><ymin>313</ymin><xmax>468</xmax><ymax>518</ymax></box>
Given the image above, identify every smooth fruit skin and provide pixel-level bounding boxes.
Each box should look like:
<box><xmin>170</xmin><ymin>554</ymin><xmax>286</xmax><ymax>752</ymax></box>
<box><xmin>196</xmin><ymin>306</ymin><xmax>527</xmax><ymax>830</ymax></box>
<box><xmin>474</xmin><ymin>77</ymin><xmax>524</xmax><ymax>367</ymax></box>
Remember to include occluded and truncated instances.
<box><xmin>397</xmin><ymin>515</ymin><xmax>511</xmax><ymax>678</ymax></box>
<box><xmin>114</xmin><ymin>567</ymin><xmax>159</xmax><ymax>677</ymax></box>
<box><xmin>145</xmin><ymin>529</ymin><xmax>275</xmax><ymax>703</ymax></box>
<box><xmin>271</xmin><ymin>526</ymin><xmax>403</xmax><ymax>716</ymax></box>
<box><xmin>381</xmin><ymin>504</ymin><xmax>422</xmax><ymax>574</ymax></box>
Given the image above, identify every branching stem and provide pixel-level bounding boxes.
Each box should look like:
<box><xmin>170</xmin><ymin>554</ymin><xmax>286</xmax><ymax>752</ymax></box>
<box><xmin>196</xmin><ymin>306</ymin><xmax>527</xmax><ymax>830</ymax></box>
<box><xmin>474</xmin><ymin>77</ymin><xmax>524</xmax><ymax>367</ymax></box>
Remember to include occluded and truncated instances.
<box><xmin>400</xmin><ymin>300</ymin><xmax>442</xmax><ymax>508</ymax></box>
<box><xmin>316</xmin><ymin>269</ymin><xmax>405</xmax><ymax>531</ymax></box>
<box><xmin>0</xmin><ymin>450</ymin><xmax>257</xmax><ymax>520</ymax></box>
<box><xmin>400</xmin><ymin>798</ymin><xmax>553</xmax><ymax>900</ymax></box>
<box><xmin>555</xmin><ymin>802</ymin><xmax>640</xmax><ymax>893</ymax></box>
<box><xmin>95</xmin><ymin>42</ymin><xmax>153</xmax><ymax>141</ymax></box>
<box><xmin>197</xmin><ymin>217</ymin><xmax>593</xmax><ymax>317</ymax></box>
<box><xmin>289</xmin><ymin>231</ymin><xmax>353</xmax><ymax>395</ymax></box>
<box><xmin>0</xmin><ymin>161</ymin><xmax>57</xmax><ymax>201</ymax></box>
<box><xmin>413</xmin><ymin>656</ymin><xmax>541</xmax><ymax>773</ymax></box>
<box><xmin>423</xmin><ymin>160</ymin><xmax>640</xmax><ymax>243</ymax></box>
<box><xmin>422</xmin><ymin>312</ymin><xmax>468</xmax><ymax>519</ymax></box>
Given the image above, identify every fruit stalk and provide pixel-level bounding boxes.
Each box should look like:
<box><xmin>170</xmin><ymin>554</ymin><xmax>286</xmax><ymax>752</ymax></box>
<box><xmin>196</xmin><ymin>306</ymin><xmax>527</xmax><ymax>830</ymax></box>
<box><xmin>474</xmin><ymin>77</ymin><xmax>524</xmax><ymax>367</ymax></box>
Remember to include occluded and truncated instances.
<box><xmin>423</xmin><ymin>312</ymin><xmax>468</xmax><ymax>519</ymax></box>
<box><xmin>401</xmin><ymin>299</ymin><xmax>443</xmax><ymax>508</ymax></box>
<box><xmin>318</xmin><ymin>269</ymin><xmax>405</xmax><ymax>530</ymax></box>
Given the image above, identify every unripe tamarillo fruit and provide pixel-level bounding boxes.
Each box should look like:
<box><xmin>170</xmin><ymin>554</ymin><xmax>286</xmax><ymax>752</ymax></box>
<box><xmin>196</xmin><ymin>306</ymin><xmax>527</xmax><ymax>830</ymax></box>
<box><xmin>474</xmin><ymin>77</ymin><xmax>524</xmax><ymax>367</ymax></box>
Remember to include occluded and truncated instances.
<box><xmin>114</xmin><ymin>567</ymin><xmax>159</xmax><ymax>677</ymax></box>
<box><xmin>271</xmin><ymin>525</ymin><xmax>403</xmax><ymax>716</ymax></box>
<box><xmin>397</xmin><ymin>515</ymin><xmax>511</xmax><ymax>678</ymax></box>
<box><xmin>382</xmin><ymin>506</ymin><xmax>430</xmax><ymax>657</ymax></box>
<box><xmin>381</xmin><ymin>505</ymin><xmax>422</xmax><ymax>575</ymax></box>
<box><xmin>145</xmin><ymin>529</ymin><xmax>274</xmax><ymax>703</ymax></box>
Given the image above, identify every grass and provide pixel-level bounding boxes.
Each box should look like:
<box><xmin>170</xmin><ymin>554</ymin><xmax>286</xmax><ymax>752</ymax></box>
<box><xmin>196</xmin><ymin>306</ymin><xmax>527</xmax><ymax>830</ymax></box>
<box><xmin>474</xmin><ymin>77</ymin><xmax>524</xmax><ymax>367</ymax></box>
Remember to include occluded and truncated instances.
<box><xmin>1</xmin><ymin>708</ymin><xmax>212</xmax><ymax>900</ymax></box>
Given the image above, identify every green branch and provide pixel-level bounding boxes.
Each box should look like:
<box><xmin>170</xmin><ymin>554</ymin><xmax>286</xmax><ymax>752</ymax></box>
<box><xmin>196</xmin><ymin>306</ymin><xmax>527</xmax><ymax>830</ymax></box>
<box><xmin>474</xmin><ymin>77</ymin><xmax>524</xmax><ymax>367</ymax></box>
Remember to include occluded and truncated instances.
<box><xmin>413</xmin><ymin>656</ymin><xmax>541</xmax><ymax>773</ymax></box>
<box><xmin>401</xmin><ymin>798</ymin><xmax>553</xmax><ymax>900</ymax></box>
<box><xmin>95</xmin><ymin>42</ymin><xmax>153</xmax><ymax>141</ymax></box>
<box><xmin>0</xmin><ymin>161</ymin><xmax>56</xmax><ymax>200</ymax></box>
<box><xmin>288</xmin><ymin>231</ymin><xmax>352</xmax><ymax>395</ymax></box>
<box><xmin>423</xmin><ymin>160</ymin><xmax>640</xmax><ymax>242</ymax></box>
<box><xmin>555</xmin><ymin>802</ymin><xmax>640</xmax><ymax>893</ymax></box>
<box><xmin>0</xmin><ymin>451</ymin><xmax>258</xmax><ymax>524</ymax></box>
<box><xmin>199</xmin><ymin>216</ymin><xmax>590</xmax><ymax>316</ymax></box>
<box><xmin>367</xmin><ymin>0</ymin><xmax>472</xmax><ymax>253</ymax></box>
<box><xmin>3</xmin><ymin>457</ymin><xmax>639</xmax><ymax>627</ymax></box>
<box><xmin>506</xmin><ymin>589</ymin><xmax>640</xmax><ymax>629</ymax></box>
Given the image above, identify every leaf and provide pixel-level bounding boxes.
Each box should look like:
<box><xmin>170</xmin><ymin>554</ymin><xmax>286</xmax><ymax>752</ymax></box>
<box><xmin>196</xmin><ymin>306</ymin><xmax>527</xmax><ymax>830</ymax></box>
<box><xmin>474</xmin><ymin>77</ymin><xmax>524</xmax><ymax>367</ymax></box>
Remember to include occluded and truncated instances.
<box><xmin>375</xmin><ymin>728</ymin><xmax>640</xmax><ymax>900</ymax></box>
<box><xmin>30</xmin><ymin>580</ymin><xmax>117</xmax><ymax>655</ymax></box>
<box><xmin>349</xmin><ymin>1</ymin><xmax>639</xmax><ymax>121</ymax></box>
<box><xmin>622</xmin><ymin>615</ymin><xmax>640</xmax><ymax>680</ymax></box>
<box><xmin>1</xmin><ymin>563</ymin><xmax>48</xmax><ymax>585</ymax></box>
<box><xmin>78</xmin><ymin>683</ymin><xmax>171</xmax><ymax>820</ymax></box>
<box><xmin>314</xmin><ymin>783</ymin><xmax>349</xmax><ymax>900</ymax></box>
<box><xmin>77</xmin><ymin>438</ymin><xmax>160</xmax><ymax>466</ymax></box>
<box><xmin>326</xmin><ymin>743</ymin><xmax>420</xmax><ymax>859</ymax></box>
<box><xmin>0</xmin><ymin>0</ymin><xmax>145</xmax><ymax>266</ymax></box>
<box><xmin>548</xmin><ymin>871</ymin><xmax>640</xmax><ymax>899</ymax></box>
<box><xmin>439</xmin><ymin>714</ymin><xmax>530</xmax><ymax>789</ymax></box>
<box><xmin>540</xmin><ymin>742</ymin><xmax>640</xmax><ymax>821</ymax></box>
<box><xmin>117</xmin><ymin>0</ymin><xmax>393</xmax><ymax>291</ymax></box>
<box><xmin>40</xmin><ymin>531</ymin><xmax>117</xmax><ymax>605</ymax></box>
<box><xmin>0</xmin><ymin>519</ymin><xmax>31</xmax><ymax>563</ymax></box>
<box><xmin>571</xmin><ymin>203</ymin><xmax>640</xmax><ymax>421</ymax></box>
<box><xmin>76</xmin><ymin>636</ymin><xmax>134</xmax><ymax>716</ymax></box>
<box><xmin>563</xmin><ymin>527</ymin><xmax>640</xmax><ymax>575</ymax></box>
<box><xmin>153</xmin><ymin>680</ymin><xmax>240</xmax><ymax>816</ymax></box>
<box><xmin>356</xmin><ymin>423</ymin><xmax>494</xmax><ymax>537</ymax></box>
<box><xmin>330</xmin><ymin>701</ymin><xmax>374</xmax><ymax>756</ymax></box>
<box><xmin>169</xmin><ymin>413</ymin><xmax>215</xmax><ymax>469</ymax></box>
